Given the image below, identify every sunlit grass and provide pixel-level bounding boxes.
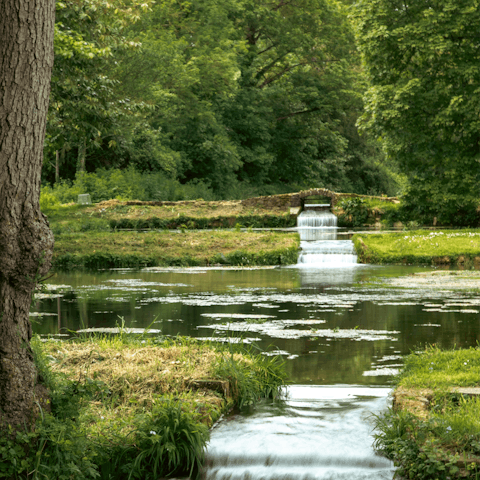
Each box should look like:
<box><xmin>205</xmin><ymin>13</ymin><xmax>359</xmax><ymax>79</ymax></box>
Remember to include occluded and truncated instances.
<box><xmin>354</xmin><ymin>229</ymin><xmax>480</xmax><ymax>265</ymax></box>
<box><xmin>374</xmin><ymin>346</ymin><xmax>480</xmax><ymax>479</ymax></box>
<box><xmin>398</xmin><ymin>346</ymin><xmax>480</xmax><ymax>389</ymax></box>
<box><xmin>52</xmin><ymin>230</ymin><xmax>300</xmax><ymax>268</ymax></box>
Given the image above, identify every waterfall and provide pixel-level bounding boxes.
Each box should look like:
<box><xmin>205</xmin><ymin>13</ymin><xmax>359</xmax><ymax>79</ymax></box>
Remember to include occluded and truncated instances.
<box><xmin>298</xmin><ymin>240</ymin><xmax>357</xmax><ymax>265</ymax></box>
<box><xmin>202</xmin><ymin>386</ymin><xmax>394</xmax><ymax>480</ymax></box>
<box><xmin>296</xmin><ymin>205</ymin><xmax>357</xmax><ymax>266</ymax></box>
<box><xmin>297</xmin><ymin>207</ymin><xmax>337</xmax><ymax>228</ymax></box>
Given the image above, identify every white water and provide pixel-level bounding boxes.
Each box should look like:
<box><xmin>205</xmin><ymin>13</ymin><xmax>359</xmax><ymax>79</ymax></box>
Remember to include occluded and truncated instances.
<box><xmin>202</xmin><ymin>386</ymin><xmax>394</xmax><ymax>480</ymax></box>
<box><xmin>297</xmin><ymin>210</ymin><xmax>338</xmax><ymax>228</ymax></box>
<box><xmin>296</xmin><ymin>210</ymin><xmax>357</xmax><ymax>266</ymax></box>
<box><xmin>298</xmin><ymin>240</ymin><xmax>358</xmax><ymax>265</ymax></box>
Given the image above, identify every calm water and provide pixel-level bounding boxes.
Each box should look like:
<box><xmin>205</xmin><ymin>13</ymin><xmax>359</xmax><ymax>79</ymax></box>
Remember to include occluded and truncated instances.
<box><xmin>33</xmin><ymin>264</ymin><xmax>480</xmax><ymax>385</ymax></box>
<box><xmin>32</xmin><ymin>264</ymin><xmax>480</xmax><ymax>479</ymax></box>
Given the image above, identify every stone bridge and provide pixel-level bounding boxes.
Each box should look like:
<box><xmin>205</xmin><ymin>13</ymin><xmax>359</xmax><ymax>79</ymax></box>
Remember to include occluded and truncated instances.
<box><xmin>240</xmin><ymin>188</ymin><xmax>397</xmax><ymax>210</ymax></box>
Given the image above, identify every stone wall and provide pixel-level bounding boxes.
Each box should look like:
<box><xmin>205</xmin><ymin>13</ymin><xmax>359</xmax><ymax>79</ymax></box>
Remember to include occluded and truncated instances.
<box><xmin>240</xmin><ymin>188</ymin><xmax>398</xmax><ymax>210</ymax></box>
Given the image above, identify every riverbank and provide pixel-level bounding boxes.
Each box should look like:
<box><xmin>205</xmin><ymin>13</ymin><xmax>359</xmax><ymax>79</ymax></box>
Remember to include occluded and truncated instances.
<box><xmin>353</xmin><ymin>230</ymin><xmax>480</xmax><ymax>267</ymax></box>
<box><xmin>374</xmin><ymin>346</ymin><xmax>480</xmax><ymax>479</ymax></box>
<box><xmin>2</xmin><ymin>335</ymin><xmax>286</xmax><ymax>479</ymax></box>
<box><xmin>52</xmin><ymin>230</ymin><xmax>299</xmax><ymax>269</ymax></box>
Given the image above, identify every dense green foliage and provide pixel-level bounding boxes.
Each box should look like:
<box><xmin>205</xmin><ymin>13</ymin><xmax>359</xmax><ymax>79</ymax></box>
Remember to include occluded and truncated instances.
<box><xmin>41</xmin><ymin>168</ymin><xmax>215</xmax><ymax>205</ymax></box>
<box><xmin>352</xmin><ymin>0</ymin><xmax>480</xmax><ymax>224</ymax></box>
<box><xmin>42</xmin><ymin>0</ymin><xmax>399</xmax><ymax>199</ymax></box>
<box><xmin>335</xmin><ymin>196</ymin><xmax>405</xmax><ymax>227</ymax></box>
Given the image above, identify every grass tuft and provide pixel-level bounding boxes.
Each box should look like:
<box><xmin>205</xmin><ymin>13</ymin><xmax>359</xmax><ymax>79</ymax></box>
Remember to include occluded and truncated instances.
<box><xmin>1</xmin><ymin>335</ymin><xmax>287</xmax><ymax>479</ymax></box>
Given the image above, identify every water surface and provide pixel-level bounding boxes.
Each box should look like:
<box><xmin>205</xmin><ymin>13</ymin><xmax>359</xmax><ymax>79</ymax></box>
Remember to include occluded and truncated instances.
<box><xmin>33</xmin><ymin>264</ymin><xmax>480</xmax><ymax>385</ymax></box>
<box><xmin>32</xmin><ymin>264</ymin><xmax>480</xmax><ymax>479</ymax></box>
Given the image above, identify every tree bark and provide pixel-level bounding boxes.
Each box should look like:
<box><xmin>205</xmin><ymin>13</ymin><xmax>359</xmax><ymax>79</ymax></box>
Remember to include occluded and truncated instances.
<box><xmin>0</xmin><ymin>0</ymin><xmax>56</xmax><ymax>430</ymax></box>
<box><xmin>78</xmin><ymin>137</ymin><xmax>86</xmax><ymax>173</ymax></box>
<box><xmin>55</xmin><ymin>150</ymin><xmax>60</xmax><ymax>183</ymax></box>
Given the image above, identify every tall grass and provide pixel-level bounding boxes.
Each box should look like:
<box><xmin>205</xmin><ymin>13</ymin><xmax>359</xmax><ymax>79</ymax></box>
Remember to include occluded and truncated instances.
<box><xmin>214</xmin><ymin>346</ymin><xmax>287</xmax><ymax>409</ymax></box>
<box><xmin>0</xmin><ymin>335</ymin><xmax>288</xmax><ymax>480</ymax></box>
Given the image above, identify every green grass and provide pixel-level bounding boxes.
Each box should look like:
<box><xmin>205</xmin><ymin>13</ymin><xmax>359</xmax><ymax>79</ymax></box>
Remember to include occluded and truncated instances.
<box><xmin>0</xmin><ymin>335</ymin><xmax>287</xmax><ymax>479</ymax></box>
<box><xmin>52</xmin><ymin>230</ymin><xmax>300</xmax><ymax>269</ymax></box>
<box><xmin>374</xmin><ymin>346</ymin><xmax>480</xmax><ymax>479</ymax></box>
<box><xmin>353</xmin><ymin>229</ymin><xmax>480</xmax><ymax>265</ymax></box>
<box><xmin>398</xmin><ymin>347</ymin><xmax>480</xmax><ymax>389</ymax></box>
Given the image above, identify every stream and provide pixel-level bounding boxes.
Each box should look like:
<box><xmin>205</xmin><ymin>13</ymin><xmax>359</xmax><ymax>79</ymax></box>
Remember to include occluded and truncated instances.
<box><xmin>31</xmin><ymin>260</ymin><xmax>480</xmax><ymax>479</ymax></box>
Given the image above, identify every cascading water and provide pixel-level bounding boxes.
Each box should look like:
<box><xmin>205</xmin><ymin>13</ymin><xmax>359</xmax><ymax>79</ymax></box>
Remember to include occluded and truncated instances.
<box><xmin>296</xmin><ymin>205</ymin><xmax>357</xmax><ymax>266</ymax></box>
<box><xmin>202</xmin><ymin>386</ymin><xmax>394</xmax><ymax>480</ymax></box>
<box><xmin>297</xmin><ymin>206</ymin><xmax>338</xmax><ymax>228</ymax></box>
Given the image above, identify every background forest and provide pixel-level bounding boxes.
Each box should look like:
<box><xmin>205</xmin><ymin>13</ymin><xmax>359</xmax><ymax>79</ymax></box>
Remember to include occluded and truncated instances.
<box><xmin>43</xmin><ymin>0</ymin><xmax>480</xmax><ymax>224</ymax></box>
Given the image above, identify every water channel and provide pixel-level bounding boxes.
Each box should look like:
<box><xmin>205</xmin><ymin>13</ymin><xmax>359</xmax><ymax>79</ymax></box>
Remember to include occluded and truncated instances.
<box><xmin>31</xmin><ymin>223</ymin><xmax>480</xmax><ymax>479</ymax></box>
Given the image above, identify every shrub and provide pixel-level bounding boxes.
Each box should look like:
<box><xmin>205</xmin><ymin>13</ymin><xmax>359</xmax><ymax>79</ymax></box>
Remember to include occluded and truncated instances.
<box><xmin>110</xmin><ymin>398</ymin><xmax>208</xmax><ymax>479</ymax></box>
<box><xmin>42</xmin><ymin>168</ymin><xmax>216</xmax><ymax>205</ymax></box>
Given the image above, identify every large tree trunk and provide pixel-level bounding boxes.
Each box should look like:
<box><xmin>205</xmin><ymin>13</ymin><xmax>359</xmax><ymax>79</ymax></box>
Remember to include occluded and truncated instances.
<box><xmin>0</xmin><ymin>0</ymin><xmax>56</xmax><ymax>430</ymax></box>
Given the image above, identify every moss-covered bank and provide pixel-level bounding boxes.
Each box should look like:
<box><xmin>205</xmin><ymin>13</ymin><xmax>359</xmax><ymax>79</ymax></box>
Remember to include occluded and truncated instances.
<box><xmin>374</xmin><ymin>346</ymin><xmax>480</xmax><ymax>479</ymax></box>
<box><xmin>353</xmin><ymin>230</ymin><xmax>480</xmax><ymax>267</ymax></box>
<box><xmin>0</xmin><ymin>335</ymin><xmax>286</xmax><ymax>479</ymax></box>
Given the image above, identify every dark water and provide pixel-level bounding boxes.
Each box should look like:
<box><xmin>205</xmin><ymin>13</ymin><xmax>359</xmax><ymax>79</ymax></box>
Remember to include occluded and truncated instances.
<box><xmin>32</xmin><ymin>264</ymin><xmax>480</xmax><ymax>479</ymax></box>
<box><xmin>33</xmin><ymin>264</ymin><xmax>480</xmax><ymax>385</ymax></box>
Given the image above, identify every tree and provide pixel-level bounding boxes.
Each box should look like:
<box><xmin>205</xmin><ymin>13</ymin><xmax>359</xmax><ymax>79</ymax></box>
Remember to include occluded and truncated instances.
<box><xmin>0</xmin><ymin>0</ymin><xmax>56</xmax><ymax>430</ymax></box>
<box><xmin>116</xmin><ymin>0</ymin><xmax>371</xmax><ymax>197</ymax></box>
<box><xmin>43</xmin><ymin>0</ymin><xmax>153</xmax><ymax>182</ymax></box>
<box><xmin>352</xmin><ymin>0</ymin><xmax>480</xmax><ymax>224</ymax></box>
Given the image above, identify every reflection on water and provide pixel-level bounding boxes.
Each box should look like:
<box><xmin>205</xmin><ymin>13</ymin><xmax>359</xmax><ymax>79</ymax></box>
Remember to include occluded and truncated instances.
<box><xmin>31</xmin><ymin>265</ymin><xmax>480</xmax><ymax>480</ymax></box>
<box><xmin>32</xmin><ymin>265</ymin><xmax>480</xmax><ymax>385</ymax></box>
<box><xmin>202</xmin><ymin>385</ymin><xmax>394</xmax><ymax>480</ymax></box>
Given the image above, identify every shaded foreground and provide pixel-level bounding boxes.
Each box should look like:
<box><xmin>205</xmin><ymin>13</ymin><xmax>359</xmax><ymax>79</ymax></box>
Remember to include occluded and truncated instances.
<box><xmin>374</xmin><ymin>346</ymin><xmax>480</xmax><ymax>479</ymax></box>
<box><xmin>0</xmin><ymin>335</ymin><xmax>286</xmax><ymax>479</ymax></box>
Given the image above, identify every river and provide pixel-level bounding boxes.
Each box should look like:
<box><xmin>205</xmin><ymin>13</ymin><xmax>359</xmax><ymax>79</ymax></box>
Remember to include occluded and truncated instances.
<box><xmin>31</xmin><ymin>263</ymin><xmax>480</xmax><ymax>479</ymax></box>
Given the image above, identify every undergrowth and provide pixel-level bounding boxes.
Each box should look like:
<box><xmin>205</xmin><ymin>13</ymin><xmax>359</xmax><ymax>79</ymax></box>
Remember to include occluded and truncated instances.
<box><xmin>0</xmin><ymin>335</ymin><xmax>286</xmax><ymax>479</ymax></box>
<box><xmin>374</xmin><ymin>346</ymin><xmax>480</xmax><ymax>479</ymax></box>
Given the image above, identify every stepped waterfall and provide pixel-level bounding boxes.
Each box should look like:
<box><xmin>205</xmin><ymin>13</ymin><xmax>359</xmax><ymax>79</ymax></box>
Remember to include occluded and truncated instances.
<box><xmin>296</xmin><ymin>204</ymin><xmax>357</xmax><ymax>266</ymax></box>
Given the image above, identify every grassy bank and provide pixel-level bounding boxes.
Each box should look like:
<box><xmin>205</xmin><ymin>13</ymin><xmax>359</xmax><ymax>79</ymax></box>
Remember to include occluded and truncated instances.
<box><xmin>374</xmin><ymin>346</ymin><xmax>480</xmax><ymax>479</ymax></box>
<box><xmin>53</xmin><ymin>230</ymin><xmax>300</xmax><ymax>269</ymax></box>
<box><xmin>353</xmin><ymin>230</ymin><xmax>480</xmax><ymax>266</ymax></box>
<box><xmin>44</xmin><ymin>200</ymin><xmax>295</xmax><ymax>235</ymax></box>
<box><xmin>1</xmin><ymin>335</ymin><xmax>286</xmax><ymax>479</ymax></box>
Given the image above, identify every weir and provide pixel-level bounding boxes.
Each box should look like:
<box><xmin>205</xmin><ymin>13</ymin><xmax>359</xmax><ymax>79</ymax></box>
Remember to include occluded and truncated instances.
<box><xmin>202</xmin><ymin>386</ymin><xmax>394</xmax><ymax>480</ymax></box>
<box><xmin>296</xmin><ymin>204</ymin><xmax>357</xmax><ymax>266</ymax></box>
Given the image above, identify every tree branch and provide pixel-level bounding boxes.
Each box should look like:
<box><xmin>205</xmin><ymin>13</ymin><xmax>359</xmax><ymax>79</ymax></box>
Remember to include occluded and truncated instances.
<box><xmin>258</xmin><ymin>61</ymin><xmax>309</xmax><ymax>88</ymax></box>
<box><xmin>276</xmin><ymin>107</ymin><xmax>320</xmax><ymax>121</ymax></box>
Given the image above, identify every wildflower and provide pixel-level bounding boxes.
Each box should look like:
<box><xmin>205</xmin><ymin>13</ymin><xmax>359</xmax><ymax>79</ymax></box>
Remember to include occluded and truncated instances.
<box><xmin>447</xmin><ymin>426</ymin><xmax>452</xmax><ymax>432</ymax></box>
<box><xmin>101</xmin><ymin>416</ymin><xmax>105</xmax><ymax>420</ymax></box>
